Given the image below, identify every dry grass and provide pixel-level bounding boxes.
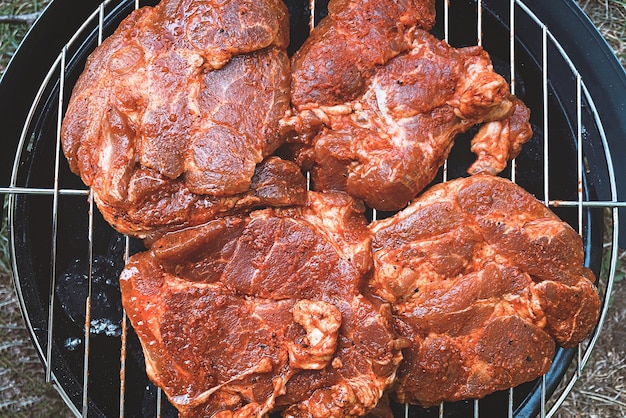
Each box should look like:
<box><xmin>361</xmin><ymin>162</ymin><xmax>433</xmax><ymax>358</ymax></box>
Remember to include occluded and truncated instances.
<box><xmin>577</xmin><ymin>0</ymin><xmax>626</xmax><ymax>66</ymax></box>
<box><xmin>0</xmin><ymin>0</ymin><xmax>625</xmax><ymax>417</ymax></box>
<box><xmin>553</xmin><ymin>1</ymin><xmax>626</xmax><ymax>416</ymax></box>
<box><xmin>0</xmin><ymin>272</ymin><xmax>74</xmax><ymax>418</ymax></box>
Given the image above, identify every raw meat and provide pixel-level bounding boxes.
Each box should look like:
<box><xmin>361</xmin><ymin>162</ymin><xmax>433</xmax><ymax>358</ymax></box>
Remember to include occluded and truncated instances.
<box><xmin>97</xmin><ymin>156</ymin><xmax>307</xmax><ymax>240</ymax></box>
<box><xmin>286</xmin><ymin>27</ymin><xmax>532</xmax><ymax>211</ymax></box>
<box><xmin>290</xmin><ymin>0</ymin><xmax>436</xmax><ymax>108</ymax></box>
<box><xmin>61</xmin><ymin>0</ymin><xmax>293</xmax><ymax>237</ymax></box>
<box><xmin>120</xmin><ymin>192</ymin><xmax>405</xmax><ymax>417</ymax></box>
<box><xmin>369</xmin><ymin>173</ymin><xmax>600</xmax><ymax>406</ymax></box>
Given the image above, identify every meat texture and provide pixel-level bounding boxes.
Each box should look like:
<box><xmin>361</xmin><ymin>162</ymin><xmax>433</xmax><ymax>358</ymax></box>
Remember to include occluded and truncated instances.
<box><xmin>61</xmin><ymin>0</ymin><xmax>294</xmax><ymax>237</ymax></box>
<box><xmin>287</xmin><ymin>28</ymin><xmax>532</xmax><ymax>211</ymax></box>
<box><xmin>100</xmin><ymin>156</ymin><xmax>307</xmax><ymax>241</ymax></box>
<box><xmin>120</xmin><ymin>192</ymin><xmax>405</xmax><ymax>417</ymax></box>
<box><xmin>290</xmin><ymin>0</ymin><xmax>436</xmax><ymax>108</ymax></box>
<box><xmin>369</xmin><ymin>174</ymin><xmax>600</xmax><ymax>406</ymax></box>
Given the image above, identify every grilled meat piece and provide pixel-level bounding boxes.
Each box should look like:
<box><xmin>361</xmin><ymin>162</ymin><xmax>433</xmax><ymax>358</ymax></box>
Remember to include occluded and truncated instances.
<box><xmin>99</xmin><ymin>156</ymin><xmax>307</xmax><ymax>241</ymax></box>
<box><xmin>120</xmin><ymin>192</ymin><xmax>404</xmax><ymax>417</ymax></box>
<box><xmin>369</xmin><ymin>174</ymin><xmax>600</xmax><ymax>406</ymax></box>
<box><xmin>290</xmin><ymin>0</ymin><xmax>436</xmax><ymax>108</ymax></box>
<box><xmin>61</xmin><ymin>0</ymin><xmax>293</xmax><ymax>237</ymax></box>
<box><xmin>287</xmin><ymin>29</ymin><xmax>532</xmax><ymax>211</ymax></box>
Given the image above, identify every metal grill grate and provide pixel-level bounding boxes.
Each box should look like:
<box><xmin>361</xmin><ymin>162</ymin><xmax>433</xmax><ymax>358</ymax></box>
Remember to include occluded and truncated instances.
<box><xmin>1</xmin><ymin>0</ymin><xmax>624</xmax><ymax>417</ymax></box>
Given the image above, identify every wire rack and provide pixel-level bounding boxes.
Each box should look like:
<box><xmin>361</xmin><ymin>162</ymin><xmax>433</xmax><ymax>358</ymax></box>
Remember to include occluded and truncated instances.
<box><xmin>1</xmin><ymin>0</ymin><xmax>624</xmax><ymax>417</ymax></box>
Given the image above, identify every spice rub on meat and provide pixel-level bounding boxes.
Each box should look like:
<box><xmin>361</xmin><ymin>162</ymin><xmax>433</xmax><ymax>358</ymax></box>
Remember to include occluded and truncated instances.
<box><xmin>120</xmin><ymin>192</ymin><xmax>405</xmax><ymax>417</ymax></box>
<box><xmin>60</xmin><ymin>0</ymin><xmax>602</xmax><ymax>414</ymax></box>
<box><xmin>286</xmin><ymin>3</ymin><xmax>532</xmax><ymax>211</ymax></box>
<box><xmin>61</xmin><ymin>0</ymin><xmax>297</xmax><ymax>238</ymax></box>
<box><xmin>290</xmin><ymin>0</ymin><xmax>436</xmax><ymax>108</ymax></box>
<box><xmin>369</xmin><ymin>174</ymin><xmax>600</xmax><ymax>406</ymax></box>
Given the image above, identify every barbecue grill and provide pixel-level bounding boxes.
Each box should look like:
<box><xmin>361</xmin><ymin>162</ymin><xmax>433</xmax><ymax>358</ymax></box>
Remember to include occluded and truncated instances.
<box><xmin>1</xmin><ymin>0</ymin><xmax>625</xmax><ymax>417</ymax></box>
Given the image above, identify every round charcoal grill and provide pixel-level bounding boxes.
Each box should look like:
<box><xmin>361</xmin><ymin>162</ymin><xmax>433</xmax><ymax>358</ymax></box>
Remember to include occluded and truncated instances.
<box><xmin>1</xmin><ymin>0</ymin><xmax>625</xmax><ymax>417</ymax></box>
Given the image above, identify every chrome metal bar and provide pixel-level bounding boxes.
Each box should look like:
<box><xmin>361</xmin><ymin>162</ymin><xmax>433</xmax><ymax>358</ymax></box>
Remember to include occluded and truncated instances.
<box><xmin>576</xmin><ymin>74</ymin><xmax>583</xmax><ymax>238</ymax></box>
<box><xmin>442</xmin><ymin>0</ymin><xmax>450</xmax><ymax>182</ymax></box>
<box><xmin>540</xmin><ymin>374</ymin><xmax>546</xmax><ymax>418</ymax></box>
<box><xmin>443</xmin><ymin>0</ymin><xmax>449</xmax><ymax>43</ymax></box>
<box><xmin>477</xmin><ymin>0</ymin><xmax>483</xmax><ymax>46</ymax></box>
<box><xmin>508</xmin><ymin>387</ymin><xmax>514</xmax><ymax>417</ymax></box>
<box><xmin>0</xmin><ymin>187</ymin><xmax>89</xmax><ymax>195</ymax></box>
<box><xmin>156</xmin><ymin>386</ymin><xmax>163</xmax><ymax>418</ymax></box>
<box><xmin>509</xmin><ymin>0</ymin><xmax>517</xmax><ymax>183</ymax></box>
<box><xmin>81</xmin><ymin>5</ymin><xmax>106</xmax><ymax>416</ymax></box>
<box><xmin>574</xmin><ymin>71</ymin><xmax>585</xmax><ymax>387</ymax></box>
<box><xmin>119</xmin><ymin>236</ymin><xmax>131</xmax><ymax>418</ymax></box>
<box><xmin>82</xmin><ymin>190</ymin><xmax>95</xmax><ymax>418</ymax></box>
<box><xmin>119</xmin><ymin>311</ymin><xmax>128</xmax><ymax>418</ymax></box>
<box><xmin>46</xmin><ymin>44</ymin><xmax>67</xmax><ymax>384</ymax></box>
<box><xmin>509</xmin><ymin>0</ymin><xmax>516</xmax><ymax>95</ymax></box>
<box><xmin>549</xmin><ymin>200</ymin><xmax>626</xmax><ymax>208</ymax></box>
<box><xmin>542</xmin><ymin>24</ymin><xmax>549</xmax><ymax>206</ymax></box>
<box><xmin>474</xmin><ymin>399</ymin><xmax>479</xmax><ymax>417</ymax></box>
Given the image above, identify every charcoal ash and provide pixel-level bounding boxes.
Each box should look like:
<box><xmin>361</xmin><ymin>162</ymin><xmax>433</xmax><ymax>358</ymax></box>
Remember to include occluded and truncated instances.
<box><xmin>56</xmin><ymin>255</ymin><xmax>124</xmax><ymax>337</ymax></box>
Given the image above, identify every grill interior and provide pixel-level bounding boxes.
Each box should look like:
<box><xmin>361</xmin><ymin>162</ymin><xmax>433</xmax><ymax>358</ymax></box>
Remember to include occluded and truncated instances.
<box><xmin>2</xmin><ymin>0</ymin><xmax>624</xmax><ymax>417</ymax></box>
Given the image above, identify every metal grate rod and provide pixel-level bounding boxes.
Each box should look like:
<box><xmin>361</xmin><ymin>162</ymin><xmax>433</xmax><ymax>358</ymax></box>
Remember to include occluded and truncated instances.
<box><xmin>441</xmin><ymin>0</ymin><xmax>450</xmax><ymax>183</ymax></box>
<box><xmin>509</xmin><ymin>0</ymin><xmax>516</xmax><ymax>95</ymax></box>
<box><xmin>509</xmin><ymin>0</ymin><xmax>517</xmax><ymax>183</ymax></box>
<box><xmin>541</xmin><ymin>374</ymin><xmax>547</xmax><ymax>418</ymax></box>
<box><xmin>0</xmin><ymin>187</ymin><xmax>89</xmax><ymax>195</ymax></box>
<box><xmin>443</xmin><ymin>0</ymin><xmax>449</xmax><ymax>42</ymax></box>
<box><xmin>477</xmin><ymin>0</ymin><xmax>483</xmax><ymax>46</ymax></box>
<box><xmin>119</xmin><ymin>235</ymin><xmax>132</xmax><ymax>417</ymax></box>
<box><xmin>576</xmin><ymin>74</ymin><xmax>583</xmax><ymax>237</ymax></box>
<box><xmin>45</xmin><ymin>44</ymin><xmax>67</xmax><ymax>384</ymax></box>
<box><xmin>82</xmin><ymin>188</ymin><xmax>95</xmax><ymax>417</ymax></box>
<box><xmin>542</xmin><ymin>24</ymin><xmax>549</xmax><ymax>206</ymax></box>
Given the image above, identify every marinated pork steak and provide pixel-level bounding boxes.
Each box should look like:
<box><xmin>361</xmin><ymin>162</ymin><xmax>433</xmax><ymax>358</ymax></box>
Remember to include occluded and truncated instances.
<box><xmin>286</xmin><ymin>28</ymin><xmax>532</xmax><ymax>211</ymax></box>
<box><xmin>100</xmin><ymin>156</ymin><xmax>307</xmax><ymax>241</ymax></box>
<box><xmin>120</xmin><ymin>192</ymin><xmax>405</xmax><ymax>417</ymax></box>
<box><xmin>290</xmin><ymin>0</ymin><xmax>436</xmax><ymax>108</ymax></box>
<box><xmin>369</xmin><ymin>174</ymin><xmax>600</xmax><ymax>406</ymax></box>
<box><xmin>61</xmin><ymin>0</ymin><xmax>293</xmax><ymax>237</ymax></box>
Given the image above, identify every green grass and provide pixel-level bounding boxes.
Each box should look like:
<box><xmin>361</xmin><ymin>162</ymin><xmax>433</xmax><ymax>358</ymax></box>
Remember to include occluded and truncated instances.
<box><xmin>0</xmin><ymin>0</ymin><xmax>49</xmax><ymax>72</ymax></box>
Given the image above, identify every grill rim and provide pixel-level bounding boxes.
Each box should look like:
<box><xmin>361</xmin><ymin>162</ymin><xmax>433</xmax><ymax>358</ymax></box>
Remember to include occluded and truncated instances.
<box><xmin>1</xmin><ymin>0</ymin><xmax>625</xmax><ymax>417</ymax></box>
